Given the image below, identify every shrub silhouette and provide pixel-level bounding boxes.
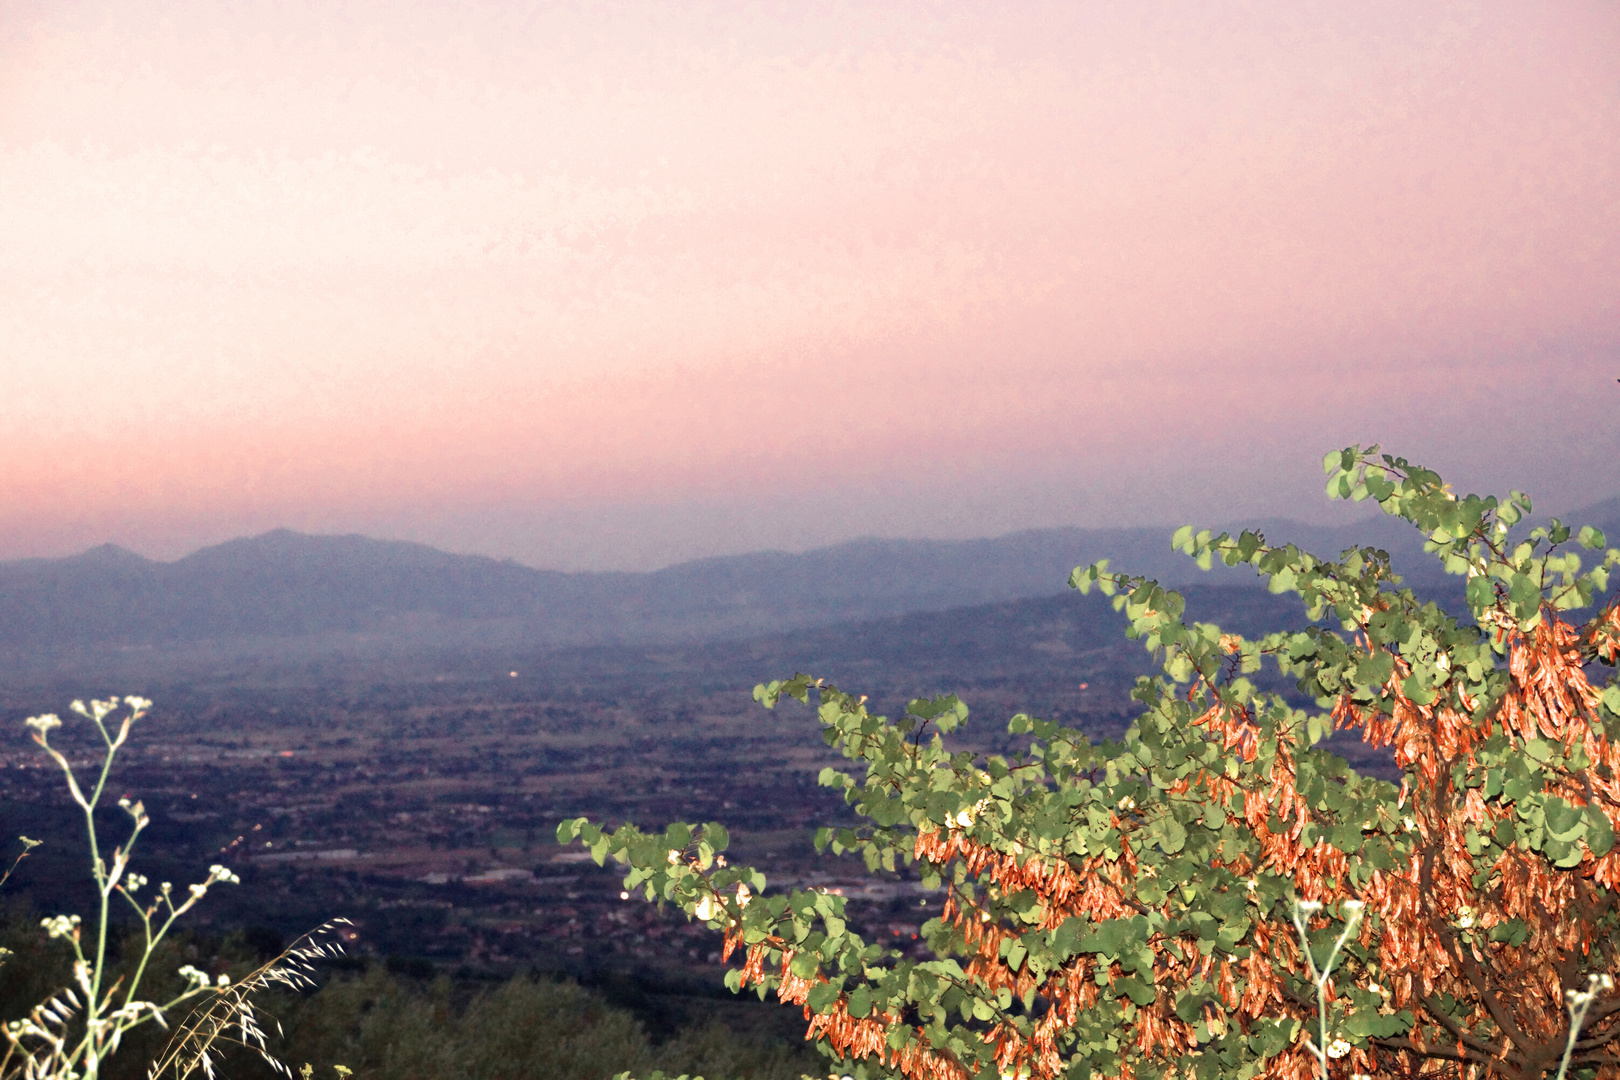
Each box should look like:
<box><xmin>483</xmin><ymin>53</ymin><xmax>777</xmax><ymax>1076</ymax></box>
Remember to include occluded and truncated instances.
<box><xmin>239</xmin><ymin>967</ymin><xmax>817</xmax><ymax>1080</ymax></box>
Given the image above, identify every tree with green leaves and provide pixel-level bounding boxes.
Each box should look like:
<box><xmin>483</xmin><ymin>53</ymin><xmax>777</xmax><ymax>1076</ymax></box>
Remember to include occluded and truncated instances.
<box><xmin>563</xmin><ymin>447</ymin><xmax>1620</xmax><ymax>1080</ymax></box>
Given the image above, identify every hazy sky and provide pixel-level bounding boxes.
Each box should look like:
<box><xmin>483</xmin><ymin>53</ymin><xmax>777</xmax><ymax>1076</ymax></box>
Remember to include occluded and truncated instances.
<box><xmin>3</xmin><ymin>1</ymin><xmax>1616</xmax><ymax>570</ymax></box>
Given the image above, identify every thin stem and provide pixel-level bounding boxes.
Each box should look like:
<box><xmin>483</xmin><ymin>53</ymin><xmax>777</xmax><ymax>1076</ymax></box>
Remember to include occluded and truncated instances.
<box><xmin>15</xmin><ymin>696</ymin><xmax>208</xmax><ymax>1080</ymax></box>
<box><xmin>1557</xmin><ymin>976</ymin><xmax>1613</xmax><ymax>1080</ymax></box>
<box><xmin>0</xmin><ymin>837</ymin><xmax>40</xmax><ymax>890</ymax></box>
<box><xmin>1291</xmin><ymin>898</ymin><xmax>1365</xmax><ymax>1080</ymax></box>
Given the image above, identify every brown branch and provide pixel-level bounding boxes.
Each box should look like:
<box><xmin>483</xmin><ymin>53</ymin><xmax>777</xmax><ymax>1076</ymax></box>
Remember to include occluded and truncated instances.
<box><xmin>1450</xmin><ymin>935</ymin><xmax>1540</xmax><ymax>1059</ymax></box>
<box><xmin>1420</xmin><ymin>856</ymin><xmax>1536</xmax><ymax>1062</ymax></box>
<box><xmin>1418</xmin><ymin>995</ymin><xmax>1518</xmax><ymax>1062</ymax></box>
<box><xmin>1370</xmin><ymin>1036</ymin><xmax>1516</xmax><ymax>1076</ymax></box>
<box><xmin>1578</xmin><ymin>996</ymin><xmax>1620</xmax><ymax>1027</ymax></box>
<box><xmin>1572</xmin><ymin>1023</ymin><xmax>1620</xmax><ymax>1052</ymax></box>
<box><xmin>1552</xmin><ymin>951</ymin><xmax>1585</xmax><ymax>1008</ymax></box>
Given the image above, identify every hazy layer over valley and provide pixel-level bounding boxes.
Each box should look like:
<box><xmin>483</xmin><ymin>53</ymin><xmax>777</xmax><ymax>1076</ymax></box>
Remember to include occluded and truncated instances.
<box><xmin>13</xmin><ymin>501</ymin><xmax>1614</xmax><ymax>672</ymax></box>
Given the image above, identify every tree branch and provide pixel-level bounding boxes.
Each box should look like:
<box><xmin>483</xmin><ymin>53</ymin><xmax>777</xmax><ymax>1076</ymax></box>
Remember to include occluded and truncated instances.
<box><xmin>1419</xmin><ymin>995</ymin><xmax>1517</xmax><ymax>1061</ymax></box>
<box><xmin>1370</xmin><ymin>1036</ymin><xmax>1515</xmax><ymax>1076</ymax></box>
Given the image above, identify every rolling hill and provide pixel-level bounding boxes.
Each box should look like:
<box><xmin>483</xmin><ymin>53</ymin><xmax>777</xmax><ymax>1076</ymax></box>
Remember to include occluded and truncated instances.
<box><xmin>1</xmin><ymin>497</ymin><xmax>1613</xmax><ymax>672</ymax></box>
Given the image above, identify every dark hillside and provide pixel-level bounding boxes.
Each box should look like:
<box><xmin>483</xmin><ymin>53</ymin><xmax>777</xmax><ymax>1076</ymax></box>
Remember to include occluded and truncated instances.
<box><xmin>0</xmin><ymin>491</ymin><xmax>1608</xmax><ymax>678</ymax></box>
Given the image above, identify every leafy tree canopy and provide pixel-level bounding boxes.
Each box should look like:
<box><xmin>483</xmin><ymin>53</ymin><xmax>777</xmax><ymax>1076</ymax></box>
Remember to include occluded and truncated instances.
<box><xmin>563</xmin><ymin>447</ymin><xmax>1620</xmax><ymax>1080</ymax></box>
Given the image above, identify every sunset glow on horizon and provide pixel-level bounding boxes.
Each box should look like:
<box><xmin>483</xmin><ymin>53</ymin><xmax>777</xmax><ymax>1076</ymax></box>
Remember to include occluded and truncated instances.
<box><xmin>3</xmin><ymin>1</ymin><xmax>1616</xmax><ymax>570</ymax></box>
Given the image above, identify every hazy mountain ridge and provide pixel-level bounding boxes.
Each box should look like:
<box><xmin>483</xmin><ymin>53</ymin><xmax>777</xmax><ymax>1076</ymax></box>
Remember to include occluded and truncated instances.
<box><xmin>2</xmin><ymin>498</ymin><xmax>1614</xmax><ymax>665</ymax></box>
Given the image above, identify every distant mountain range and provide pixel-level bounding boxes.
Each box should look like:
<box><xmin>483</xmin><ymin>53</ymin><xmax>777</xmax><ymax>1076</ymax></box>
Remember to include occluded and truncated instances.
<box><xmin>2</xmin><ymin>496</ymin><xmax>1615</xmax><ymax>669</ymax></box>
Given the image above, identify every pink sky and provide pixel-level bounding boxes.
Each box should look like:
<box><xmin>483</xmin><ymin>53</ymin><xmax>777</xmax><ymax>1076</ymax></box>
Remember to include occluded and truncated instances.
<box><xmin>2</xmin><ymin>1</ymin><xmax>1616</xmax><ymax>570</ymax></box>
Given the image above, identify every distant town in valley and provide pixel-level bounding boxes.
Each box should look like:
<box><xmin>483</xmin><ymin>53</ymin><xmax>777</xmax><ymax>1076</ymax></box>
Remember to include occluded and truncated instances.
<box><xmin>1</xmin><ymin>501</ymin><xmax>1614</xmax><ymax>1021</ymax></box>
